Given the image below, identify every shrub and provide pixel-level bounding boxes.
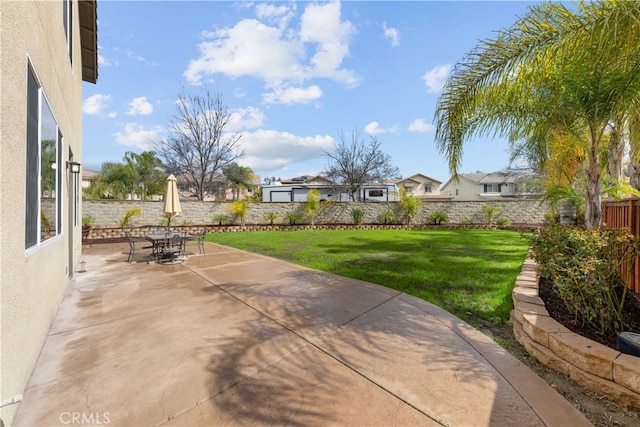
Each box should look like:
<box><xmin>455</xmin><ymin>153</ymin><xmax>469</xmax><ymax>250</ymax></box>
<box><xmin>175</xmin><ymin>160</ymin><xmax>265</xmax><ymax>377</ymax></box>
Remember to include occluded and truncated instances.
<box><xmin>377</xmin><ymin>209</ymin><xmax>395</xmax><ymax>224</ymax></box>
<box><xmin>82</xmin><ymin>215</ymin><xmax>95</xmax><ymax>227</ymax></box>
<box><xmin>529</xmin><ymin>226</ymin><xmax>640</xmax><ymax>336</ymax></box>
<box><xmin>119</xmin><ymin>208</ymin><xmax>141</xmax><ymax>229</ymax></box>
<box><xmin>427</xmin><ymin>211</ymin><xmax>448</xmax><ymax>225</ymax></box>
<box><xmin>285</xmin><ymin>211</ymin><xmax>302</xmax><ymax>225</ymax></box>
<box><xmin>41</xmin><ymin>211</ymin><xmax>53</xmax><ymax>232</ymax></box>
<box><xmin>482</xmin><ymin>204</ymin><xmax>502</xmax><ymax>226</ymax></box>
<box><xmin>306</xmin><ymin>189</ymin><xmax>321</xmax><ymax>225</ymax></box>
<box><xmin>495</xmin><ymin>216</ymin><xmax>511</xmax><ymax>227</ymax></box>
<box><xmin>264</xmin><ymin>212</ymin><xmax>279</xmax><ymax>225</ymax></box>
<box><xmin>459</xmin><ymin>218</ymin><xmax>471</xmax><ymax>225</ymax></box>
<box><xmin>350</xmin><ymin>208</ymin><xmax>365</xmax><ymax>225</ymax></box>
<box><xmin>399</xmin><ymin>187</ymin><xmax>422</xmax><ymax>224</ymax></box>
<box><xmin>228</xmin><ymin>199</ymin><xmax>250</xmax><ymax>225</ymax></box>
<box><xmin>212</xmin><ymin>214</ymin><xmax>229</xmax><ymax>226</ymax></box>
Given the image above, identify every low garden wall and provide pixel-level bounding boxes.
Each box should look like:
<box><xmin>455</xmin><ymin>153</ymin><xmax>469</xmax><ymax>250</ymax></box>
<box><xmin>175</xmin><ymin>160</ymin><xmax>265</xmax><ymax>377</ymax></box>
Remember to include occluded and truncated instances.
<box><xmin>82</xmin><ymin>199</ymin><xmax>548</xmax><ymax>228</ymax></box>
<box><xmin>84</xmin><ymin>222</ymin><xmax>540</xmax><ymax>244</ymax></box>
<box><xmin>511</xmin><ymin>259</ymin><xmax>640</xmax><ymax>410</ymax></box>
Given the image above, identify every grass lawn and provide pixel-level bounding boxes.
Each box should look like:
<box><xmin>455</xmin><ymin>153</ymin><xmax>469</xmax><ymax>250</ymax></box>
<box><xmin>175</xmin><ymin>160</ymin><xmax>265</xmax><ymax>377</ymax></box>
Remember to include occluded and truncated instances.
<box><xmin>207</xmin><ymin>228</ymin><xmax>531</xmax><ymax>327</ymax></box>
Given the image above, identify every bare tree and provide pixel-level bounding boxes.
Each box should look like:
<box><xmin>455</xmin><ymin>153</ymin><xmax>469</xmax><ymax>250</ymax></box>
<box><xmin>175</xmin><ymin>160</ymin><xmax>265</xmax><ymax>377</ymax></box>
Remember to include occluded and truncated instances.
<box><xmin>323</xmin><ymin>128</ymin><xmax>399</xmax><ymax>201</ymax></box>
<box><xmin>155</xmin><ymin>89</ymin><xmax>244</xmax><ymax>200</ymax></box>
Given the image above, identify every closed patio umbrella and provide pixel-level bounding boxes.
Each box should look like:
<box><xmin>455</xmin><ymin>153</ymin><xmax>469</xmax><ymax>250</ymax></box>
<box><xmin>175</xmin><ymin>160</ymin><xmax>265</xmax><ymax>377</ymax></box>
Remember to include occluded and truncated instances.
<box><xmin>163</xmin><ymin>174</ymin><xmax>181</xmax><ymax>231</ymax></box>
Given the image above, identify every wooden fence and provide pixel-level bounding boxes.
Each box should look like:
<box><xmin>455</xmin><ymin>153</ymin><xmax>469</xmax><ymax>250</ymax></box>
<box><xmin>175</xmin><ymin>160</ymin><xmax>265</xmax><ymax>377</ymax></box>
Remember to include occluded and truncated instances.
<box><xmin>603</xmin><ymin>198</ymin><xmax>640</xmax><ymax>294</ymax></box>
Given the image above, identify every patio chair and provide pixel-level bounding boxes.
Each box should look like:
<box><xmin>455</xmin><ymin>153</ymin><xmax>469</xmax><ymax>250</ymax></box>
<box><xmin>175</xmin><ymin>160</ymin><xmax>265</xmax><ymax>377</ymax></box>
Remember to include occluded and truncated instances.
<box><xmin>170</xmin><ymin>233</ymin><xmax>187</xmax><ymax>257</ymax></box>
<box><xmin>125</xmin><ymin>230</ymin><xmax>153</xmax><ymax>263</ymax></box>
<box><xmin>184</xmin><ymin>228</ymin><xmax>207</xmax><ymax>255</ymax></box>
<box><xmin>156</xmin><ymin>233</ymin><xmax>185</xmax><ymax>264</ymax></box>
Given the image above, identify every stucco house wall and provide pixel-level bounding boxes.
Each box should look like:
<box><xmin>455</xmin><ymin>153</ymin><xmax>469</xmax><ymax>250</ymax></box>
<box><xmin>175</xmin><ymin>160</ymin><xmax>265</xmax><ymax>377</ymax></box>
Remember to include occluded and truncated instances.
<box><xmin>441</xmin><ymin>172</ymin><xmax>541</xmax><ymax>201</ymax></box>
<box><xmin>0</xmin><ymin>1</ymin><xmax>96</xmax><ymax>425</ymax></box>
<box><xmin>395</xmin><ymin>173</ymin><xmax>446</xmax><ymax>199</ymax></box>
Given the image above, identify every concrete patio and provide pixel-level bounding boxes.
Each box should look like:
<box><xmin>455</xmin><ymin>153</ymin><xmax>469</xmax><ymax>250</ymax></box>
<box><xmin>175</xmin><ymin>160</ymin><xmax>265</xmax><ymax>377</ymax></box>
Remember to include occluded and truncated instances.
<box><xmin>13</xmin><ymin>242</ymin><xmax>591</xmax><ymax>426</ymax></box>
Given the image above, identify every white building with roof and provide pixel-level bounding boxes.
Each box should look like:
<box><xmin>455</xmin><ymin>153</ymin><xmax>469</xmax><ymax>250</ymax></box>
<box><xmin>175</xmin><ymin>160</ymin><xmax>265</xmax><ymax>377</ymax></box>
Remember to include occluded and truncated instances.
<box><xmin>440</xmin><ymin>171</ymin><xmax>542</xmax><ymax>201</ymax></box>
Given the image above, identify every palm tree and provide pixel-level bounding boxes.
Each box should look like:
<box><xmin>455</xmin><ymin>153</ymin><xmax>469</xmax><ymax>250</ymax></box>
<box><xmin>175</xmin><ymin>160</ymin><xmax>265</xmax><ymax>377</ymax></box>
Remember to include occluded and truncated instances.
<box><xmin>124</xmin><ymin>151</ymin><xmax>166</xmax><ymax>200</ymax></box>
<box><xmin>222</xmin><ymin>163</ymin><xmax>256</xmax><ymax>200</ymax></box>
<box><xmin>434</xmin><ymin>1</ymin><xmax>640</xmax><ymax>228</ymax></box>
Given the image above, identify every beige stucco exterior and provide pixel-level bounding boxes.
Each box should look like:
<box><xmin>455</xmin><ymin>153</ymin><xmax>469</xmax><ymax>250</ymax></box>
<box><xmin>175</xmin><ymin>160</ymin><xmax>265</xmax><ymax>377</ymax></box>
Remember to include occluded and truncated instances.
<box><xmin>0</xmin><ymin>1</ymin><xmax>96</xmax><ymax>425</ymax></box>
<box><xmin>440</xmin><ymin>172</ymin><xmax>542</xmax><ymax>201</ymax></box>
<box><xmin>394</xmin><ymin>173</ymin><xmax>448</xmax><ymax>199</ymax></box>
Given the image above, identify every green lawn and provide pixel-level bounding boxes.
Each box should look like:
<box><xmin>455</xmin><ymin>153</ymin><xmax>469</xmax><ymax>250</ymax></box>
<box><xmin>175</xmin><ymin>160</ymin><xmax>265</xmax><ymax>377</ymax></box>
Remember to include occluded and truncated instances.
<box><xmin>206</xmin><ymin>229</ymin><xmax>530</xmax><ymax>327</ymax></box>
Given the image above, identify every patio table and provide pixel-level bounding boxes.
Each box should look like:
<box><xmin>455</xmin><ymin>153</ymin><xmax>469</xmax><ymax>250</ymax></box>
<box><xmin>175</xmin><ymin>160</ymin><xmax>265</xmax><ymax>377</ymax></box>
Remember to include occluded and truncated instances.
<box><xmin>146</xmin><ymin>232</ymin><xmax>185</xmax><ymax>263</ymax></box>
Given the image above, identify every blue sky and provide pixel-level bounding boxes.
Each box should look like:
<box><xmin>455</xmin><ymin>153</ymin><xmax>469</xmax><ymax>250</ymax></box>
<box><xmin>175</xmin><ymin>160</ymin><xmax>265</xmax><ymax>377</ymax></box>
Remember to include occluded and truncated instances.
<box><xmin>82</xmin><ymin>0</ymin><xmax>541</xmax><ymax>184</ymax></box>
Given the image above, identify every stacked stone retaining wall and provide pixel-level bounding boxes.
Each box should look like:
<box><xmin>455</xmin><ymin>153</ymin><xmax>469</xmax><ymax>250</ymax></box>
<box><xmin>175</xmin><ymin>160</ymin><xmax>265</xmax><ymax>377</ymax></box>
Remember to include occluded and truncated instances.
<box><xmin>511</xmin><ymin>259</ymin><xmax>640</xmax><ymax>410</ymax></box>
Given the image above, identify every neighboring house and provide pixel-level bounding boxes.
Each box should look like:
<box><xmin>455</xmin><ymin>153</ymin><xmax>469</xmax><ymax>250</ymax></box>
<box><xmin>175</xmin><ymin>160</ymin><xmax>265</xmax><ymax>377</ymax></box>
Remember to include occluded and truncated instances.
<box><xmin>262</xmin><ymin>176</ymin><xmax>399</xmax><ymax>202</ymax></box>
<box><xmin>176</xmin><ymin>173</ymin><xmax>261</xmax><ymax>201</ymax></box>
<box><xmin>394</xmin><ymin>173</ymin><xmax>451</xmax><ymax>200</ymax></box>
<box><xmin>278</xmin><ymin>175</ymin><xmax>334</xmax><ymax>186</ymax></box>
<box><xmin>440</xmin><ymin>171</ymin><xmax>542</xmax><ymax>201</ymax></box>
<box><xmin>82</xmin><ymin>168</ymin><xmax>99</xmax><ymax>189</ymax></box>
<box><xmin>0</xmin><ymin>1</ymin><xmax>97</xmax><ymax>425</ymax></box>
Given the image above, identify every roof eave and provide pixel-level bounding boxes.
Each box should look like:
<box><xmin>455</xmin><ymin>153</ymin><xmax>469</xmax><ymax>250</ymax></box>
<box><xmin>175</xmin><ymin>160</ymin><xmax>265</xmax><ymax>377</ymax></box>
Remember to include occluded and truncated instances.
<box><xmin>79</xmin><ymin>0</ymin><xmax>98</xmax><ymax>84</ymax></box>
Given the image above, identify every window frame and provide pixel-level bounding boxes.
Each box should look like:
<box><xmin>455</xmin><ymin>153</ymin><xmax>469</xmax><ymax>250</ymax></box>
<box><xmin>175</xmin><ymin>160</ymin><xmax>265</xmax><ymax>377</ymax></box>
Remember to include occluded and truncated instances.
<box><xmin>63</xmin><ymin>0</ymin><xmax>73</xmax><ymax>64</ymax></box>
<box><xmin>25</xmin><ymin>63</ymin><xmax>63</xmax><ymax>250</ymax></box>
<box><xmin>483</xmin><ymin>184</ymin><xmax>502</xmax><ymax>193</ymax></box>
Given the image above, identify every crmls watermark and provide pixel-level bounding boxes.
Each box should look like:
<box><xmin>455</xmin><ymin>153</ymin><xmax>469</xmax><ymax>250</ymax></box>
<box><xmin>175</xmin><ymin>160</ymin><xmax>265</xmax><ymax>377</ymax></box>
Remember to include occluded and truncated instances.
<box><xmin>59</xmin><ymin>412</ymin><xmax>111</xmax><ymax>425</ymax></box>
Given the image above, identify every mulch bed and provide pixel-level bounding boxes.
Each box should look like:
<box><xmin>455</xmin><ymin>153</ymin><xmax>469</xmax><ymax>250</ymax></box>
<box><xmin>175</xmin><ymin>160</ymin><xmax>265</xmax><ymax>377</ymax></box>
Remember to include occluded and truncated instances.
<box><xmin>538</xmin><ymin>277</ymin><xmax>640</xmax><ymax>350</ymax></box>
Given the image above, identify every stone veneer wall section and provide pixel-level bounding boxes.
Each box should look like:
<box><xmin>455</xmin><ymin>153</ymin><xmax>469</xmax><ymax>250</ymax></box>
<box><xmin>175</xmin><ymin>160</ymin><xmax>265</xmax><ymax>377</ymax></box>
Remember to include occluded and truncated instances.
<box><xmin>83</xmin><ymin>199</ymin><xmax>548</xmax><ymax>228</ymax></box>
<box><xmin>511</xmin><ymin>259</ymin><xmax>640</xmax><ymax>410</ymax></box>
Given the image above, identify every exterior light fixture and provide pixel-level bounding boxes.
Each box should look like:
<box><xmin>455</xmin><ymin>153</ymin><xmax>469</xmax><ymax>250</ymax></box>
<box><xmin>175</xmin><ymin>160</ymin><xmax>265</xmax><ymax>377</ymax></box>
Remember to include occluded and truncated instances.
<box><xmin>67</xmin><ymin>161</ymin><xmax>81</xmax><ymax>174</ymax></box>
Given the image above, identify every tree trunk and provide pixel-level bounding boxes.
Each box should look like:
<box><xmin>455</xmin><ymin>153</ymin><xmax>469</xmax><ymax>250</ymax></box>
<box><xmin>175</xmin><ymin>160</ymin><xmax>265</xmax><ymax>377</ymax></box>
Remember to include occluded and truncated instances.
<box><xmin>585</xmin><ymin>154</ymin><xmax>602</xmax><ymax>228</ymax></box>
<box><xmin>630</xmin><ymin>158</ymin><xmax>640</xmax><ymax>190</ymax></box>
<box><xmin>608</xmin><ymin>121</ymin><xmax>624</xmax><ymax>183</ymax></box>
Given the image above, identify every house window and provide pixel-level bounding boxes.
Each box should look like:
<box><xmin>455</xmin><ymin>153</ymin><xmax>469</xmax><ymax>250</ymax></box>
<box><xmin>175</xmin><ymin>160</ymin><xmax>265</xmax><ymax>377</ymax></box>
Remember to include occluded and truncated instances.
<box><xmin>404</xmin><ymin>185</ymin><xmax>413</xmax><ymax>193</ymax></box>
<box><xmin>26</xmin><ymin>66</ymin><xmax>62</xmax><ymax>249</ymax></box>
<box><xmin>483</xmin><ymin>184</ymin><xmax>501</xmax><ymax>193</ymax></box>
<box><xmin>369</xmin><ymin>189</ymin><xmax>384</xmax><ymax>197</ymax></box>
<box><xmin>424</xmin><ymin>184</ymin><xmax>432</xmax><ymax>193</ymax></box>
<box><xmin>455</xmin><ymin>189</ymin><xmax>459</xmax><ymax>196</ymax></box>
<box><xmin>63</xmin><ymin>0</ymin><xmax>73</xmax><ymax>63</ymax></box>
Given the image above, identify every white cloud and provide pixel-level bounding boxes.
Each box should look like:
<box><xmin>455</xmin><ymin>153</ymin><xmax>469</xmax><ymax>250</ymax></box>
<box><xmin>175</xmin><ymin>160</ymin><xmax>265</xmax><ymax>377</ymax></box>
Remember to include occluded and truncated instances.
<box><xmin>263</xmin><ymin>85</ymin><xmax>322</xmax><ymax>105</ymax></box>
<box><xmin>255</xmin><ymin>2</ymin><xmax>295</xmax><ymax>28</ymax></box>
<box><xmin>299</xmin><ymin>1</ymin><xmax>357</xmax><ymax>84</ymax></box>
<box><xmin>423</xmin><ymin>64</ymin><xmax>451</xmax><ymax>94</ymax></box>
<box><xmin>229</xmin><ymin>107</ymin><xmax>266</xmax><ymax>131</ymax></box>
<box><xmin>364</xmin><ymin>121</ymin><xmax>397</xmax><ymax>136</ymax></box>
<box><xmin>124</xmin><ymin>49</ymin><xmax>145</xmax><ymax>62</ymax></box>
<box><xmin>240</xmin><ymin>129</ymin><xmax>334</xmax><ymax>172</ymax></box>
<box><xmin>97</xmin><ymin>45</ymin><xmax>112</xmax><ymax>67</ymax></box>
<box><xmin>383</xmin><ymin>22</ymin><xmax>399</xmax><ymax>47</ymax></box>
<box><xmin>83</xmin><ymin>94</ymin><xmax>111</xmax><ymax>115</ymax></box>
<box><xmin>185</xmin><ymin>18</ymin><xmax>304</xmax><ymax>85</ymax></box>
<box><xmin>126</xmin><ymin>97</ymin><xmax>153</xmax><ymax>116</ymax></box>
<box><xmin>184</xmin><ymin>1</ymin><xmax>358</xmax><ymax>102</ymax></box>
<box><xmin>408</xmin><ymin>118</ymin><xmax>434</xmax><ymax>133</ymax></box>
<box><xmin>113</xmin><ymin>123</ymin><xmax>162</xmax><ymax>150</ymax></box>
<box><xmin>364</xmin><ymin>121</ymin><xmax>386</xmax><ymax>136</ymax></box>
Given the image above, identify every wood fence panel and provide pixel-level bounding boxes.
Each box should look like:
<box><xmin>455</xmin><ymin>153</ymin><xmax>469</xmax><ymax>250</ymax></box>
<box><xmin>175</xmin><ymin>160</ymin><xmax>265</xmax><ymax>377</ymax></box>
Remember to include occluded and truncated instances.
<box><xmin>603</xmin><ymin>199</ymin><xmax>640</xmax><ymax>294</ymax></box>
